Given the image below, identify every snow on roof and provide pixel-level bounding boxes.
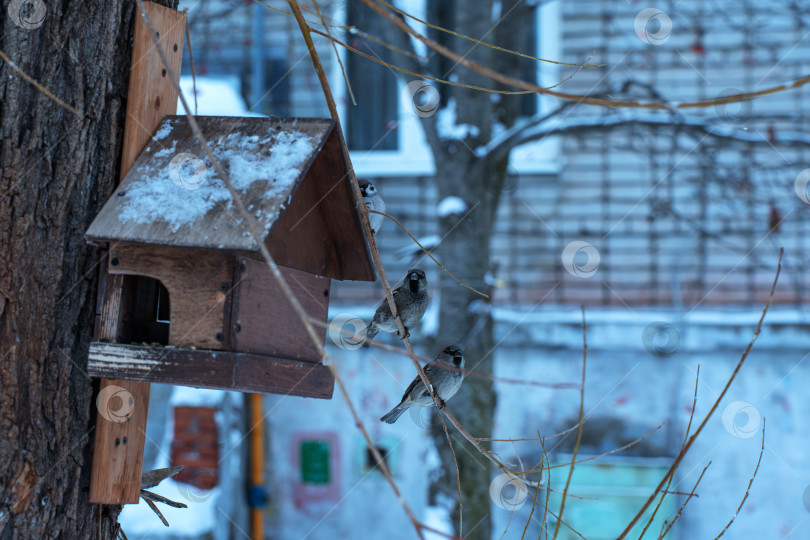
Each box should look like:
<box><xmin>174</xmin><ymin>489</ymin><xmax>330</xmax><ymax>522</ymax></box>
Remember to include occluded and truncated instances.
<box><xmin>118</xmin><ymin>128</ymin><xmax>313</xmax><ymax>233</ymax></box>
<box><xmin>86</xmin><ymin>116</ymin><xmax>336</xmax><ymax>252</ymax></box>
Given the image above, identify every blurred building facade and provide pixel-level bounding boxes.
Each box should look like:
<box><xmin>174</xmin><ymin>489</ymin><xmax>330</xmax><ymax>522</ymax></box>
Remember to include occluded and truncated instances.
<box><xmin>170</xmin><ymin>1</ymin><xmax>810</xmax><ymax>538</ymax></box>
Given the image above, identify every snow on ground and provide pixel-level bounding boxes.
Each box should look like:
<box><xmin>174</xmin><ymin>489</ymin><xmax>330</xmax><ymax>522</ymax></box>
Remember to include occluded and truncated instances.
<box><xmin>177</xmin><ymin>75</ymin><xmax>265</xmax><ymax>117</ymax></box>
<box><xmin>119</xmin><ymin>481</ymin><xmax>221</xmax><ymax>538</ymax></box>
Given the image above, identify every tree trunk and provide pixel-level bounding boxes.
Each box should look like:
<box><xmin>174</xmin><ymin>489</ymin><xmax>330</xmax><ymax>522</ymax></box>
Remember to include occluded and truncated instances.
<box><xmin>0</xmin><ymin>1</ymin><xmax>176</xmax><ymax>538</ymax></box>
<box><xmin>423</xmin><ymin>1</ymin><xmax>532</xmax><ymax>538</ymax></box>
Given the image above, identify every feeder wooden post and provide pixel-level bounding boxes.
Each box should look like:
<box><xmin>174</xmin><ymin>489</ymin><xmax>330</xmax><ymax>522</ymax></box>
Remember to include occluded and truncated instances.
<box><xmin>89</xmin><ymin>2</ymin><xmax>184</xmax><ymax>504</ymax></box>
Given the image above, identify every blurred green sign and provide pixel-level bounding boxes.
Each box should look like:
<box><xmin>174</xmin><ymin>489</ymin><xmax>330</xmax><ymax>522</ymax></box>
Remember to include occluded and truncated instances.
<box><xmin>300</xmin><ymin>440</ymin><xmax>330</xmax><ymax>485</ymax></box>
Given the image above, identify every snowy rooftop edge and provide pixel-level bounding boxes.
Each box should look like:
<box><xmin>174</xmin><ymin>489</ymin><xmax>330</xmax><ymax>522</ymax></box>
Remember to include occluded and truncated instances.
<box><xmin>329</xmin><ymin>305</ymin><xmax>810</xmax><ymax>326</ymax></box>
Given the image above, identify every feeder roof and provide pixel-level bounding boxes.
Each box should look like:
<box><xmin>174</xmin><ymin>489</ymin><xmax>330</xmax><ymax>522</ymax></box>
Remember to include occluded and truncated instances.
<box><xmin>86</xmin><ymin>116</ymin><xmax>375</xmax><ymax>281</ymax></box>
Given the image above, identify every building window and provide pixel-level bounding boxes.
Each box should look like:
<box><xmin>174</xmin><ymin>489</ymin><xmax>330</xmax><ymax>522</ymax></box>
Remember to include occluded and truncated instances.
<box><xmin>345</xmin><ymin>0</ymin><xmax>399</xmax><ymax>151</ymax></box>
<box><xmin>336</xmin><ymin>0</ymin><xmax>562</xmax><ymax>176</ymax></box>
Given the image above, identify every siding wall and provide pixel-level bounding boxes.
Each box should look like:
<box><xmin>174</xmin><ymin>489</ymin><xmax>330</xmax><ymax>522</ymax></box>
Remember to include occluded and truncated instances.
<box><xmin>179</xmin><ymin>0</ymin><xmax>810</xmax><ymax>309</ymax></box>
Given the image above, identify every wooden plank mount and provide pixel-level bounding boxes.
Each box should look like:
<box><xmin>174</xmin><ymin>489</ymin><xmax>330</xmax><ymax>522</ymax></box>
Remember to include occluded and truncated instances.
<box><xmin>89</xmin><ymin>1</ymin><xmax>185</xmax><ymax>505</ymax></box>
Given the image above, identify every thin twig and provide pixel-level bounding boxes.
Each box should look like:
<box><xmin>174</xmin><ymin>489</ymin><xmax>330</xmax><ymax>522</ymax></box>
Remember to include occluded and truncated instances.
<box><xmin>540</xmin><ymin>436</ymin><xmax>552</xmax><ymax>540</ymax></box>
<box><xmin>713</xmin><ymin>420</ymin><xmax>766</xmax><ymax>539</ymax></box>
<box><xmin>508</xmin><ymin>424</ymin><xmax>664</xmax><ymax>471</ymax></box>
<box><xmin>616</xmin><ymin>249</ymin><xmax>783</xmax><ymax>539</ymax></box>
<box><xmin>436</xmin><ymin>411</ymin><xmax>463</xmax><ymax>536</ymax></box>
<box><xmin>544</xmin><ymin>51</ymin><xmax>596</xmax><ymax>91</ymax></box>
<box><xmin>657</xmin><ymin>461</ymin><xmax>711</xmax><ymax>539</ymax></box>
<box><xmin>358</xmin><ymin>0</ymin><xmax>810</xmax><ymax>110</ymax></box>
<box><xmin>638</xmin><ymin>366</ymin><xmax>701</xmax><ymax>538</ymax></box>
<box><xmin>373</xmin><ymin>0</ymin><xmax>601</xmax><ymax>68</ymax></box>
<box><xmin>284</xmin><ymin>1</ymin><xmax>428</xmax><ymax>536</ymax></box>
<box><xmin>253</xmin><ymin>0</ymin><xmax>598</xmax><ymax>69</ymax></box>
<box><xmin>308</xmin><ymin>27</ymin><xmax>538</xmax><ymax>95</ymax></box>
<box><xmin>521</xmin><ymin>433</ymin><xmax>545</xmax><ymax>539</ymax></box>
<box><xmin>310</xmin><ymin>0</ymin><xmax>355</xmax><ymax>105</ymax></box>
<box><xmin>0</xmin><ymin>48</ymin><xmax>78</xmax><ymax>115</ymax></box>
<box><xmin>552</xmin><ymin>306</ymin><xmax>587</xmax><ymax>540</ymax></box>
<box><xmin>275</xmin><ymin>8</ymin><xmax>562</xmax><ymax>533</ymax></box>
<box><xmin>313</xmin><ymin>318</ymin><xmax>575</xmax><ymax>389</ymax></box>
<box><xmin>370</xmin><ymin>209</ymin><xmax>489</xmax><ymax>298</ymax></box>
<box><xmin>137</xmin><ymin>2</ymin><xmax>427</xmax><ymax>537</ymax></box>
<box><xmin>183</xmin><ymin>9</ymin><xmax>197</xmax><ymax>116</ymax></box>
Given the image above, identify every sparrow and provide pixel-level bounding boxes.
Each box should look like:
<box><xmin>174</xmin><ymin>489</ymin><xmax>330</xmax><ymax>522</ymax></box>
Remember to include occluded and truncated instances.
<box><xmin>359</xmin><ymin>179</ymin><xmax>385</xmax><ymax>235</ymax></box>
<box><xmin>380</xmin><ymin>345</ymin><xmax>465</xmax><ymax>424</ymax></box>
<box><xmin>358</xmin><ymin>268</ymin><xmax>428</xmax><ymax>348</ymax></box>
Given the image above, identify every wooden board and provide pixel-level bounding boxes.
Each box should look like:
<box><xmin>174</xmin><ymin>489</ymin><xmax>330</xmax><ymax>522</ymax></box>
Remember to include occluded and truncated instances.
<box><xmin>265</xmin><ymin>128</ymin><xmax>376</xmax><ymax>281</ymax></box>
<box><xmin>233</xmin><ymin>259</ymin><xmax>330</xmax><ymax>362</ymax></box>
<box><xmin>108</xmin><ymin>243</ymin><xmax>233</xmax><ymax>350</ymax></box>
<box><xmin>88</xmin><ymin>342</ymin><xmax>334</xmax><ymax>399</ymax></box>
<box><xmin>91</xmin><ymin>255</ymin><xmax>154</xmax><ymax>505</ymax></box>
<box><xmin>89</xmin><ymin>378</ymin><xmax>151</xmax><ymax>504</ymax></box>
<box><xmin>119</xmin><ymin>1</ymin><xmax>185</xmax><ymax>180</ymax></box>
<box><xmin>87</xmin><ymin>116</ymin><xmax>335</xmax><ymax>252</ymax></box>
<box><xmin>90</xmin><ymin>1</ymin><xmax>185</xmax><ymax>506</ymax></box>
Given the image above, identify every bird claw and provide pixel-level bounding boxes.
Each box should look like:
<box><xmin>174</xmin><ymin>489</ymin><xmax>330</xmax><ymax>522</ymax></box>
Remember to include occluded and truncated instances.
<box><xmin>399</xmin><ymin>329</ymin><xmax>411</xmax><ymax>340</ymax></box>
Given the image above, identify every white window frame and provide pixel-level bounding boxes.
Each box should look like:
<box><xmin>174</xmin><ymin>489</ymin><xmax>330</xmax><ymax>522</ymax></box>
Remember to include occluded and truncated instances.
<box><xmin>331</xmin><ymin>0</ymin><xmax>563</xmax><ymax>177</ymax></box>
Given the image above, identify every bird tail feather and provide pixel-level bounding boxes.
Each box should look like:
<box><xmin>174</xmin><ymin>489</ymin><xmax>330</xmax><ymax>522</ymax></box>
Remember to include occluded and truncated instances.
<box><xmin>380</xmin><ymin>405</ymin><xmax>408</xmax><ymax>424</ymax></box>
<box><xmin>361</xmin><ymin>328</ymin><xmax>377</xmax><ymax>349</ymax></box>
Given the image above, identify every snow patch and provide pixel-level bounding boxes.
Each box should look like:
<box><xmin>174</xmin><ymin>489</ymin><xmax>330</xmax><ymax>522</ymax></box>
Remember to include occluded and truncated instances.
<box><xmin>436</xmin><ymin>98</ymin><xmax>480</xmax><ymax>140</ymax></box>
<box><xmin>169</xmin><ymin>386</ymin><xmax>229</xmax><ymax>408</ymax></box>
<box><xmin>152</xmin><ymin>120</ymin><xmax>174</xmax><ymax>141</ymax></box>
<box><xmin>119</xmin><ymin>480</ymin><xmax>220</xmax><ymax>536</ymax></box>
<box><xmin>118</xmin><ymin>128</ymin><xmax>314</xmax><ymax>233</ymax></box>
<box><xmin>420</xmin><ymin>289</ymin><xmax>439</xmax><ymax>337</ymax></box>
<box><xmin>423</xmin><ymin>505</ymin><xmax>454</xmax><ymax>540</ymax></box>
<box><xmin>152</xmin><ymin>140</ymin><xmax>177</xmax><ymax>159</ymax></box>
<box><xmin>177</xmin><ymin>75</ymin><xmax>266</xmax><ymax>117</ymax></box>
<box><xmin>437</xmin><ymin>196</ymin><xmax>468</xmax><ymax>217</ymax></box>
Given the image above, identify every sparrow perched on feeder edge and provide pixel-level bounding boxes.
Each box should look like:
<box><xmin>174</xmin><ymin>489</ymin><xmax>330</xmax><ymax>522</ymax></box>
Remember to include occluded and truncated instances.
<box><xmin>359</xmin><ymin>179</ymin><xmax>385</xmax><ymax>235</ymax></box>
<box><xmin>380</xmin><ymin>345</ymin><xmax>465</xmax><ymax>424</ymax></box>
<box><xmin>357</xmin><ymin>268</ymin><xmax>428</xmax><ymax>348</ymax></box>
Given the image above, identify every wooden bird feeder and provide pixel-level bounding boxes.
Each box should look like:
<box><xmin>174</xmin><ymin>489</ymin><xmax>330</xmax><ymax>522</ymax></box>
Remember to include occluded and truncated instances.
<box><xmin>85</xmin><ymin>115</ymin><xmax>375</xmax><ymax>398</ymax></box>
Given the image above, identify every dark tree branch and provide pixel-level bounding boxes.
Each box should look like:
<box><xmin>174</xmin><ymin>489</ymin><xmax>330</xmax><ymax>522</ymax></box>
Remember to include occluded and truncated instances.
<box><xmin>483</xmin><ymin>110</ymin><xmax>810</xmax><ymax>163</ymax></box>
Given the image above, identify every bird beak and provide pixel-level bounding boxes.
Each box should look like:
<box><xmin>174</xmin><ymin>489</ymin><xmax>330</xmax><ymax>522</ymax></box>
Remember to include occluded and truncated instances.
<box><xmin>410</xmin><ymin>273</ymin><xmax>418</xmax><ymax>280</ymax></box>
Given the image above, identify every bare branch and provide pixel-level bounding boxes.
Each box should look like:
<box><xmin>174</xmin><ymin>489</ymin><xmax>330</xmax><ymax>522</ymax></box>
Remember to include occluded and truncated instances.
<box><xmin>713</xmin><ymin>420</ymin><xmax>766</xmax><ymax>539</ymax></box>
<box><xmin>616</xmin><ymin>249</ymin><xmax>783</xmax><ymax>539</ymax></box>
<box><xmin>482</xmin><ymin>109</ymin><xmax>810</xmax><ymax>162</ymax></box>
<box><xmin>551</xmin><ymin>306</ymin><xmax>587</xmax><ymax>540</ymax></box>
<box><xmin>358</xmin><ymin>0</ymin><xmax>810</xmax><ymax>111</ymax></box>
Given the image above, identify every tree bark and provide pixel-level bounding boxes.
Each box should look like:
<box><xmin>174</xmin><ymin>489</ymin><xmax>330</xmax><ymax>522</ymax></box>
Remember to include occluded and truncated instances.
<box><xmin>418</xmin><ymin>2</ymin><xmax>532</xmax><ymax>539</ymax></box>
<box><xmin>0</xmin><ymin>1</ymin><xmax>176</xmax><ymax>538</ymax></box>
